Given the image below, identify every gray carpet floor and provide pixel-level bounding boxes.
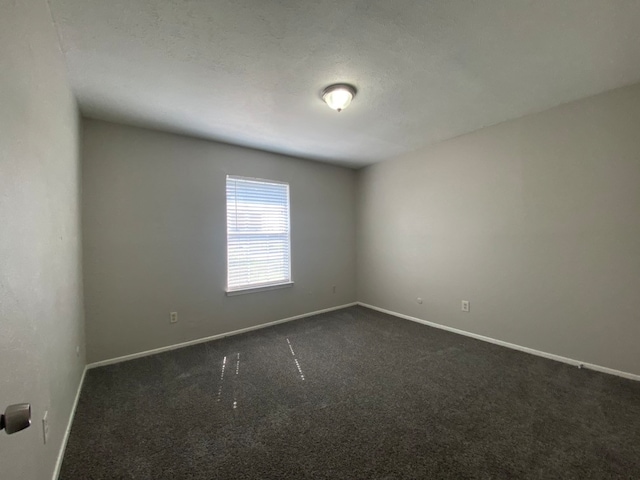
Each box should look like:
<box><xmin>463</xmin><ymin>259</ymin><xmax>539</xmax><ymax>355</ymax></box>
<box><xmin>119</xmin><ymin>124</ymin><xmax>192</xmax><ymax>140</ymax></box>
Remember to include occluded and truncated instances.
<box><xmin>60</xmin><ymin>306</ymin><xmax>640</xmax><ymax>479</ymax></box>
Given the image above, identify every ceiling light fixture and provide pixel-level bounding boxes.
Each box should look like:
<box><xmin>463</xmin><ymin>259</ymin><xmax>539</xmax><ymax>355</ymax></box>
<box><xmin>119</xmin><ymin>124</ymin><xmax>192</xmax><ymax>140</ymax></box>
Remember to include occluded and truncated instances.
<box><xmin>322</xmin><ymin>84</ymin><xmax>357</xmax><ymax>112</ymax></box>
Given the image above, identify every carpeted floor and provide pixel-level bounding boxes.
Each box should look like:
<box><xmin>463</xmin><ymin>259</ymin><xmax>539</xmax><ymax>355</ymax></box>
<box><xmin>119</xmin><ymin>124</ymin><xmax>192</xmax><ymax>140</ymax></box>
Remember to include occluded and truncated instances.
<box><xmin>60</xmin><ymin>306</ymin><xmax>640</xmax><ymax>479</ymax></box>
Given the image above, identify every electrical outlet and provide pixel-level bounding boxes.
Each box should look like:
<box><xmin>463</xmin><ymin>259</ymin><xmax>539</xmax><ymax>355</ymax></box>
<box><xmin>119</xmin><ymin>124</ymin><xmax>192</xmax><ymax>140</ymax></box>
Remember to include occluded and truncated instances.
<box><xmin>461</xmin><ymin>300</ymin><xmax>470</xmax><ymax>312</ymax></box>
<box><xmin>332</xmin><ymin>285</ymin><xmax>336</xmax><ymax>294</ymax></box>
<box><xmin>42</xmin><ymin>411</ymin><xmax>49</xmax><ymax>444</ymax></box>
<box><xmin>170</xmin><ymin>312</ymin><xmax>178</xmax><ymax>324</ymax></box>
<box><xmin>417</xmin><ymin>297</ymin><xmax>423</xmax><ymax>304</ymax></box>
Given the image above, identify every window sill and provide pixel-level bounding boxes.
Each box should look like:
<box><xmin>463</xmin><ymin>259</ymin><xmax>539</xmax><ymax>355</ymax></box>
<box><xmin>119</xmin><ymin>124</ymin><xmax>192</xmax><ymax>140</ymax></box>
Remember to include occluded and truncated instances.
<box><xmin>225</xmin><ymin>282</ymin><xmax>294</xmax><ymax>297</ymax></box>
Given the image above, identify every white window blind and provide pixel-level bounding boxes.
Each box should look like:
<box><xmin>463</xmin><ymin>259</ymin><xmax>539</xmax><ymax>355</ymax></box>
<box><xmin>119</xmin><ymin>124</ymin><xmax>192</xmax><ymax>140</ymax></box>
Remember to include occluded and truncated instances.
<box><xmin>226</xmin><ymin>176</ymin><xmax>291</xmax><ymax>292</ymax></box>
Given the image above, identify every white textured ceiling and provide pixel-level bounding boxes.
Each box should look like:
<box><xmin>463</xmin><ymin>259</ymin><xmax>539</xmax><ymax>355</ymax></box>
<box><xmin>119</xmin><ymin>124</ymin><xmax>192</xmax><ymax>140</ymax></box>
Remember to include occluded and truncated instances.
<box><xmin>50</xmin><ymin>0</ymin><xmax>640</xmax><ymax>168</ymax></box>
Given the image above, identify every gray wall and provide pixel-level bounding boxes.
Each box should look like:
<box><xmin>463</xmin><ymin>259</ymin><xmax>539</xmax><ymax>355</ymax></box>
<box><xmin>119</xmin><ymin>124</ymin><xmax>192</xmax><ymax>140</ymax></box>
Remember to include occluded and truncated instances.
<box><xmin>357</xmin><ymin>83</ymin><xmax>640</xmax><ymax>376</ymax></box>
<box><xmin>0</xmin><ymin>0</ymin><xmax>85</xmax><ymax>479</ymax></box>
<box><xmin>82</xmin><ymin>119</ymin><xmax>357</xmax><ymax>363</ymax></box>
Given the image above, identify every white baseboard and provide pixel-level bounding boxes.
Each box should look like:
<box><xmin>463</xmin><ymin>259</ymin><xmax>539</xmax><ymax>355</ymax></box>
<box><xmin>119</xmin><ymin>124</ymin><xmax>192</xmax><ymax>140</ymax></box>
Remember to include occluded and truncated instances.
<box><xmin>53</xmin><ymin>365</ymin><xmax>87</xmax><ymax>480</ymax></box>
<box><xmin>358</xmin><ymin>302</ymin><xmax>640</xmax><ymax>382</ymax></box>
<box><xmin>87</xmin><ymin>302</ymin><xmax>358</xmax><ymax>369</ymax></box>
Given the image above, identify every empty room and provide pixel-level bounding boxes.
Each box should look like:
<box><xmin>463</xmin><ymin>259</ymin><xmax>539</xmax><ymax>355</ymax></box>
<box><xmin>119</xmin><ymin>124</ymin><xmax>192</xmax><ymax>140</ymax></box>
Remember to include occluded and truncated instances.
<box><xmin>2</xmin><ymin>0</ymin><xmax>640</xmax><ymax>479</ymax></box>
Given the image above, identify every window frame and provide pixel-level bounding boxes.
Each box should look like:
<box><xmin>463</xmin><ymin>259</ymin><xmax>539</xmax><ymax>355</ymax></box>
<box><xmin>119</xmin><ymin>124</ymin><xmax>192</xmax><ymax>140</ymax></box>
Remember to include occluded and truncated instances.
<box><xmin>225</xmin><ymin>175</ymin><xmax>293</xmax><ymax>296</ymax></box>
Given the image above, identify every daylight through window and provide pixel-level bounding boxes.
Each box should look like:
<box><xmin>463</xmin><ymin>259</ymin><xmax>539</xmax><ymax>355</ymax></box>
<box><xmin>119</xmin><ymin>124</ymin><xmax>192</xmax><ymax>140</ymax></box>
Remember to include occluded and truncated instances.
<box><xmin>226</xmin><ymin>176</ymin><xmax>291</xmax><ymax>292</ymax></box>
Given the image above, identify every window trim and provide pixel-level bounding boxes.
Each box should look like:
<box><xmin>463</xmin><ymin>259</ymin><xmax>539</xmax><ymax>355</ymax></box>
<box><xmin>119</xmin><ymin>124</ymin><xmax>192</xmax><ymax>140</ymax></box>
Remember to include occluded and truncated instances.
<box><xmin>225</xmin><ymin>175</ymin><xmax>292</xmax><ymax>294</ymax></box>
<box><xmin>225</xmin><ymin>281</ymin><xmax>294</xmax><ymax>297</ymax></box>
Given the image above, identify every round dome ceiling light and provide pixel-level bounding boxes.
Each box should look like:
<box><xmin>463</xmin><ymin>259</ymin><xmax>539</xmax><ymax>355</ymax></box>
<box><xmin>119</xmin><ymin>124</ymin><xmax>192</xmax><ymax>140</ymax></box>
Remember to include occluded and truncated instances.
<box><xmin>322</xmin><ymin>84</ymin><xmax>357</xmax><ymax>112</ymax></box>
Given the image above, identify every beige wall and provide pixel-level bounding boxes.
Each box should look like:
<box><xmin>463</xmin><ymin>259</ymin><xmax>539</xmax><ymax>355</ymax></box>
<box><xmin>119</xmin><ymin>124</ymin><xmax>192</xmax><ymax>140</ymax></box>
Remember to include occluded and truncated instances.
<box><xmin>0</xmin><ymin>1</ymin><xmax>85</xmax><ymax>479</ymax></box>
<box><xmin>357</xmin><ymin>83</ymin><xmax>640</xmax><ymax>376</ymax></box>
<box><xmin>82</xmin><ymin>119</ymin><xmax>357</xmax><ymax>363</ymax></box>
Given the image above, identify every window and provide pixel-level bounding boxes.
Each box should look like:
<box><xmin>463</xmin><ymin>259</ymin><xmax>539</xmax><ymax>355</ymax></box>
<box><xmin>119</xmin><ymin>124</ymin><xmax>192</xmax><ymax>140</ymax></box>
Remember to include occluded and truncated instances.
<box><xmin>226</xmin><ymin>176</ymin><xmax>291</xmax><ymax>294</ymax></box>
